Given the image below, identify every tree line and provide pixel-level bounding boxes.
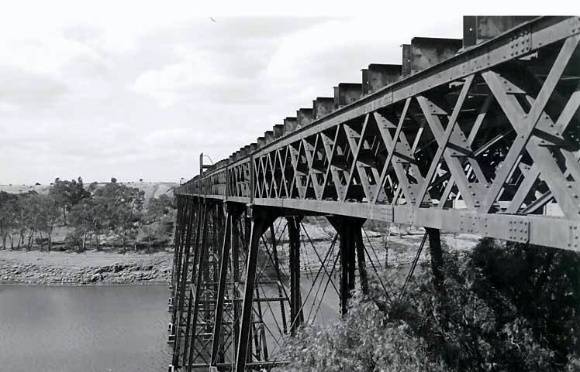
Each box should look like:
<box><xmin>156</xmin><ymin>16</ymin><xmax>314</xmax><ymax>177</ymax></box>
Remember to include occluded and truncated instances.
<box><xmin>0</xmin><ymin>177</ymin><xmax>175</xmax><ymax>252</ymax></box>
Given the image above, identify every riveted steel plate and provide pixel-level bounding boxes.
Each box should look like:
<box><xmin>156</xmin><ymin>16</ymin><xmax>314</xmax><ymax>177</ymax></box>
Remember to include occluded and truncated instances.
<box><xmin>567</xmin><ymin>223</ymin><xmax>580</xmax><ymax>250</ymax></box>
<box><xmin>507</xmin><ymin>219</ymin><xmax>530</xmax><ymax>243</ymax></box>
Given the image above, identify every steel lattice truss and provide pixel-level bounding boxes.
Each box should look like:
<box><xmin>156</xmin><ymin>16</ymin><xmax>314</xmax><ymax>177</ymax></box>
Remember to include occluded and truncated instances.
<box><xmin>169</xmin><ymin>16</ymin><xmax>580</xmax><ymax>372</ymax></box>
<box><xmin>178</xmin><ymin>16</ymin><xmax>580</xmax><ymax>252</ymax></box>
<box><xmin>170</xmin><ymin>196</ymin><xmax>383</xmax><ymax>371</ymax></box>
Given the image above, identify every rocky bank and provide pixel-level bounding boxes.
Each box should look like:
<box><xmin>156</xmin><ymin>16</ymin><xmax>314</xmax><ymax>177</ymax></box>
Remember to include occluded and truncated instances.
<box><xmin>0</xmin><ymin>250</ymin><xmax>173</xmax><ymax>285</ymax></box>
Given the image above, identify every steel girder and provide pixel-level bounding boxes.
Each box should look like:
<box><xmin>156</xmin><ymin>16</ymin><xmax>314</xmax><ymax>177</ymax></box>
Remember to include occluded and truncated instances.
<box><xmin>176</xmin><ymin>16</ymin><xmax>580</xmax><ymax>252</ymax></box>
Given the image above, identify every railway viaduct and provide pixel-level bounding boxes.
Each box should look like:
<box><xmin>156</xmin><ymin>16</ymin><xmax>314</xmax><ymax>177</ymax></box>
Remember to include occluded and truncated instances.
<box><xmin>168</xmin><ymin>16</ymin><xmax>580</xmax><ymax>371</ymax></box>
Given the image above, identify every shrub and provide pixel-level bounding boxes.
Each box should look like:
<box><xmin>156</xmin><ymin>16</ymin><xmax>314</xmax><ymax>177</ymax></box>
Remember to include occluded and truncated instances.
<box><xmin>281</xmin><ymin>239</ymin><xmax>580</xmax><ymax>371</ymax></box>
<box><xmin>281</xmin><ymin>295</ymin><xmax>446</xmax><ymax>371</ymax></box>
<box><xmin>64</xmin><ymin>231</ymin><xmax>84</xmax><ymax>252</ymax></box>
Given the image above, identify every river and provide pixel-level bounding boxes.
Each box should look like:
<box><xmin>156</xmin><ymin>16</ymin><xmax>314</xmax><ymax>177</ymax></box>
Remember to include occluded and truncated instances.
<box><xmin>0</xmin><ymin>285</ymin><xmax>171</xmax><ymax>372</ymax></box>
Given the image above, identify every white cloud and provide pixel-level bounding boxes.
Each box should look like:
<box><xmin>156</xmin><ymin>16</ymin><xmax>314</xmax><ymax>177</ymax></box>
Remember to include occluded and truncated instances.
<box><xmin>132</xmin><ymin>49</ymin><xmax>229</xmax><ymax>107</ymax></box>
<box><xmin>2</xmin><ymin>1</ymin><xmax>566</xmax><ymax>185</ymax></box>
<box><xmin>0</xmin><ymin>67</ymin><xmax>68</xmax><ymax>109</ymax></box>
<box><xmin>0</xmin><ymin>13</ymin><xmax>462</xmax><ymax>184</ymax></box>
<box><xmin>0</xmin><ymin>102</ymin><xmax>19</xmax><ymax>113</ymax></box>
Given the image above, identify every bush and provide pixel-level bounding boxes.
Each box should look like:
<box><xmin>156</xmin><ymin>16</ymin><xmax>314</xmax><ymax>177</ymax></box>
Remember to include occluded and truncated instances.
<box><xmin>281</xmin><ymin>295</ymin><xmax>446</xmax><ymax>372</ymax></box>
<box><xmin>64</xmin><ymin>231</ymin><xmax>84</xmax><ymax>252</ymax></box>
<box><xmin>281</xmin><ymin>239</ymin><xmax>580</xmax><ymax>371</ymax></box>
<box><xmin>137</xmin><ymin>221</ymin><xmax>171</xmax><ymax>251</ymax></box>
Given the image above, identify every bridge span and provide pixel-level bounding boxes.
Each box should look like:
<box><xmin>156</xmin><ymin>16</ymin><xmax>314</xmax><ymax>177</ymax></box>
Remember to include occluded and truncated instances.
<box><xmin>169</xmin><ymin>16</ymin><xmax>580</xmax><ymax>371</ymax></box>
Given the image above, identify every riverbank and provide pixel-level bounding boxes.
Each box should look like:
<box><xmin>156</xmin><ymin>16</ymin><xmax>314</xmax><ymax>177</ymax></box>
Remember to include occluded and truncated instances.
<box><xmin>0</xmin><ymin>222</ymin><xmax>481</xmax><ymax>286</ymax></box>
<box><xmin>0</xmin><ymin>250</ymin><xmax>173</xmax><ymax>285</ymax></box>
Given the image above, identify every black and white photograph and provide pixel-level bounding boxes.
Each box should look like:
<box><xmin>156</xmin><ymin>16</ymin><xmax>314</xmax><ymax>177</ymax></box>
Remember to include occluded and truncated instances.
<box><xmin>1</xmin><ymin>1</ymin><xmax>579</xmax><ymax>371</ymax></box>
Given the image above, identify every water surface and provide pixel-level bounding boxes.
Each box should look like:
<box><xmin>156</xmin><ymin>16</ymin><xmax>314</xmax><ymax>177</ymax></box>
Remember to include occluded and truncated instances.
<box><xmin>0</xmin><ymin>285</ymin><xmax>170</xmax><ymax>372</ymax></box>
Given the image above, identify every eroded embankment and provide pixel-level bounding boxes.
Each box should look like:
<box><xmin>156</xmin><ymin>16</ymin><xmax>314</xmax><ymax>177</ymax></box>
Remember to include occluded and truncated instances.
<box><xmin>0</xmin><ymin>250</ymin><xmax>173</xmax><ymax>285</ymax></box>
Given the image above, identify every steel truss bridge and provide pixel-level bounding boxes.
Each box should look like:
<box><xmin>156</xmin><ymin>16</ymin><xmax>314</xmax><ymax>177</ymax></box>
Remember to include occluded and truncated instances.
<box><xmin>168</xmin><ymin>16</ymin><xmax>580</xmax><ymax>371</ymax></box>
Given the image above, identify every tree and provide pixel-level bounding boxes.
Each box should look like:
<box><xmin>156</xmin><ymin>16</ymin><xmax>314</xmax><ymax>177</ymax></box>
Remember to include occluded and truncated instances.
<box><xmin>49</xmin><ymin>177</ymin><xmax>90</xmax><ymax>225</ymax></box>
<box><xmin>0</xmin><ymin>191</ymin><xmax>18</xmax><ymax>249</ymax></box>
<box><xmin>93</xmin><ymin>182</ymin><xmax>144</xmax><ymax>251</ymax></box>
<box><xmin>18</xmin><ymin>192</ymin><xmax>42</xmax><ymax>250</ymax></box>
<box><xmin>69</xmin><ymin>197</ymin><xmax>101</xmax><ymax>251</ymax></box>
<box><xmin>146</xmin><ymin>194</ymin><xmax>175</xmax><ymax>224</ymax></box>
<box><xmin>36</xmin><ymin>194</ymin><xmax>60</xmax><ymax>251</ymax></box>
<box><xmin>69</xmin><ymin>181</ymin><xmax>145</xmax><ymax>251</ymax></box>
<box><xmin>141</xmin><ymin>221</ymin><xmax>171</xmax><ymax>251</ymax></box>
<box><xmin>10</xmin><ymin>191</ymin><xmax>38</xmax><ymax>250</ymax></box>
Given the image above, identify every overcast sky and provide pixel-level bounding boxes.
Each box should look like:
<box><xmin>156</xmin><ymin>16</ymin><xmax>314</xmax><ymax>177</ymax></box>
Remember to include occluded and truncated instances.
<box><xmin>0</xmin><ymin>1</ymin><xmax>574</xmax><ymax>184</ymax></box>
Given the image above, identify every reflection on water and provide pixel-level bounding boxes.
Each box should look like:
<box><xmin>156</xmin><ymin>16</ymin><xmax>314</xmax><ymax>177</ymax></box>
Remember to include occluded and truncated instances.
<box><xmin>0</xmin><ymin>285</ymin><xmax>171</xmax><ymax>372</ymax></box>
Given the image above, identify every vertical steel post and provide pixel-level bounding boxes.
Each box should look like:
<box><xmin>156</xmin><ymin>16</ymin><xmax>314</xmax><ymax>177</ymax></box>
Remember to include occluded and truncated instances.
<box><xmin>181</xmin><ymin>288</ymin><xmax>194</xmax><ymax>369</ymax></box>
<box><xmin>254</xmin><ymin>286</ymin><xmax>266</xmax><ymax>360</ymax></box>
<box><xmin>170</xmin><ymin>197</ymin><xmax>189</xmax><ymax>326</ymax></box>
<box><xmin>168</xmin><ymin>196</ymin><xmax>182</xmax><ymax>326</ymax></box>
<box><xmin>170</xmin><ymin>196</ymin><xmax>184</xmax><ymax>294</ymax></box>
<box><xmin>339</xmin><ymin>223</ymin><xmax>355</xmax><ymax>317</ymax></box>
<box><xmin>186</xmin><ymin>202</ymin><xmax>209</xmax><ymax>371</ymax></box>
<box><xmin>253</xmin><ymin>251</ymin><xmax>270</xmax><ymax>361</ymax></box>
<box><xmin>172</xmin><ymin>197</ymin><xmax>196</xmax><ymax>366</ymax></box>
<box><xmin>270</xmin><ymin>224</ymin><xmax>288</xmax><ymax>334</ymax></box>
<box><xmin>355</xmin><ymin>229</ymin><xmax>369</xmax><ymax>295</ymax></box>
<box><xmin>231</xmin><ymin>215</ymin><xmax>242</xmax><ymax>355</ymax></box>
<box><xmin>205</xmin><ymin>205</ymin><xmax>216</xmax><ymax>335</ymax></box>
<box><xmin>328</xmin><ymin>217</ymin><xmax>364</xmax><ymax>316</ymax></box>
<box><xmin>182</xmin><ymin>200</ymin><xmax>204</xmax><ymax>366</ymax></box>
<box><xmin>234</xmin><ymin>208</ymin><xmax>273</xmax><ymax>372</ymax></box>
<box><xmin>426</xmin><ymin>227</ymin><xmax>448</xmax><ymax>329</ymax></box>
<box><xmin>287</xmin><ymin>216</ymin><xmax>304</xmax><ymax>334</ymax></box>
<box><xmin>426</xmin><ymin>228</ymin><xmax>445</xmax><ymax>296</ymax></box>
<box><xmin>180</xmin><ymin>200</ymin><xmax>202</xmax><ymax>369</ymax></box>
<box><xmin>210</xmin><ymin>209</ymin><xmax>232</xmax><ymax>366</ymax></box>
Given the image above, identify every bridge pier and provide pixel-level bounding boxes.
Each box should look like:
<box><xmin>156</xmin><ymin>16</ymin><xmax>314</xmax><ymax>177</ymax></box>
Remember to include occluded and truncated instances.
<box><xmin>426</xmin><ymin>228</ymin><xmax>445</xmax><ymax>297</ymax></box>
<box><xmin>171</xmin><ymin>196</ymin><xmax>197</xmax><ymax>368</ymax></box>
<box><xmin>168</xmin><ymin>195</ymin><xmax>186</xmax><ymax>332</ymax></box>
<box><xmin>231</xmin><ymin>213</ymin><xmax>242</xmax><ymax>355</ymax></box>
<box><xmin>270</xmin><ymin>223</ymin><xmax>288</xmax><ymax>335</ymax></box>
<box><xmin>287</xmin><ymin>216</ymin><xmax>304</xmax><ymax>334</ymax></box>
<box><xmin>210</xmin><ymin>206</ymin><xmax>231</xmax><ymax>367</ymax></box>
<box><xmin>234</xmin><ymin>207</ymin><xmax>277</xmax><ymax>372</ymax></box>
<box><xmin>183</xmin><ymin>200</ymin><xmax>209</xmax><ymax>370</ymax></box>
<box><xmin>328</xmin><ymin>216</ymin><xmax>367</xmax><ymax>316</ymax></box>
